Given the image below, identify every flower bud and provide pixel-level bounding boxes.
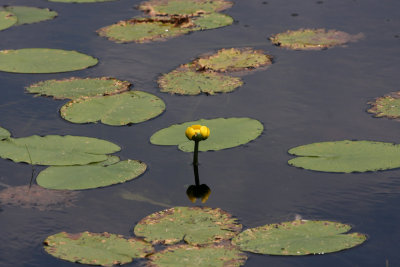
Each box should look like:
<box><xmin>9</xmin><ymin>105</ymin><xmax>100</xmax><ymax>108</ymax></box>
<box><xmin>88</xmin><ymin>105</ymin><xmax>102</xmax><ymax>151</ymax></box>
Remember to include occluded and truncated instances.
<box><xmin>185</xmin><ymin>125</ymin><xmax>210</xmax><ymax>141</ymax></box>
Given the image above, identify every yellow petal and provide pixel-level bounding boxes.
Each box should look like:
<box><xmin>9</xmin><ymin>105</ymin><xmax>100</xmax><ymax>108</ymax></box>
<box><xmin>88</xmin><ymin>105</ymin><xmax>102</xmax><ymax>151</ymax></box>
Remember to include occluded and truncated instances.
<box><xmin>191</xmin><ymin>125</ymin><xmax>202</xmax><ymax>130</ymax></box>
<box><xmin>185</xmin><ymin>127</ymin><xmax>195</xmax><ymax>140</ymax></box>
<box><xmin>200</xmin><ymin>126</ymin><xmax>210</xmax><ymax>139</ymax></box>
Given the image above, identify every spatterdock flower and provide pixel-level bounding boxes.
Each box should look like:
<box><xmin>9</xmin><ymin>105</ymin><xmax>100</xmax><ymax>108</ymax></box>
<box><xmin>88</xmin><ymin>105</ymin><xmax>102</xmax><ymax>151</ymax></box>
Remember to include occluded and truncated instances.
<box><xmin>185</xmin><ymin>125</ymin><xmax>210</xmax><ymax>141</ymax></box>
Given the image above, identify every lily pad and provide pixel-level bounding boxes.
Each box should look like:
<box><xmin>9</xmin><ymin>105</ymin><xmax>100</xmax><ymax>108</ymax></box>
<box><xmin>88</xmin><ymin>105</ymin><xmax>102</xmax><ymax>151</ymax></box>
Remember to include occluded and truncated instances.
<box><xmin>97</xmin><ymin>17</ymin><xmax>191</xmax><ymax>43</ymax></box>
<box><xmin>44</xmin><ymin>232</ymin><xmax>154</xmax><ymax>266</ymax></box>
<box><xmin>0</xmin><ymin>134</ymin><xmax>120</xmax><ymax>166</ymax></box>
<box><xmin>60</xmin><ymin>91</ymin><xmax>165</xmax><ymax>126</ymax></box>
<box><xmin>195</xmin><ymin>48</ymin><xmax>272</xmax><ymax>72</ymax></box>
<box><xmin>232</xmin><ymin>220</ymin><xmax>367</xmax><ymax>255</ymax></box>
<box><xmin>150</xmin><ymin>117</ymin><xmax>263</xmax><ymax>152</ymax></box>
<box><xmin>288</xmin><ymin>140</ymin><xmax>400</xmax><ymax>173</ymax></box>
<box><xmin>0</xmin><ymin>11</ymin><xmax>16</xmax><ymax>30</ymax></box>
<box><xmin>134</xmin><ymin>206</ymin><xmax>242</xmax><ymax>245</ymax></box>
<box><xmin>139</xmin><ymin>0</ymin><xmax>233</xmax><ymax>16</ymax></box>
<box><xmin>0</xmin><ymin>48</ymin><xmax>98</xmax><ymax>73</ymax></box>
<box><xmin>367</xmin><ymin>91</ymin><xmax>400</xmax><ymax>119</ymax></box>
<box><xmin>158</xmin><ymin>66</ymin><xmax>243</xmax><ymax>95</ymax></box>
<box><xmin>270</xmin><ymin>28</ymin><xmax>363</xmax><ymax>50</ymax></box>
<box><xmin>191</xmin><ymin>12</ymin><xmax>234</xmax><ymax>30</ymax></box>
<box><xmin>37</xmin><ymin>159</ymin><xmax>147</xmax><ymax>190</ymax></box>
<box><xmin>26</xmin><ymin>77</ymin><xmax>130</xmax><ymax>99</ymax></box>
<box><xmin>0</xmin><ymin>126</ymin><xmax>10</xmax><ymax>140</ymax></box>
<box><xmin>148</xmin><ymin>244</ymin><xmax>247</xmax><ymax>267</ymax></box>
<box><xmin>3</xmin><ymin>6</ymin><xmax>57</xmax><ymax>26</ymax></box>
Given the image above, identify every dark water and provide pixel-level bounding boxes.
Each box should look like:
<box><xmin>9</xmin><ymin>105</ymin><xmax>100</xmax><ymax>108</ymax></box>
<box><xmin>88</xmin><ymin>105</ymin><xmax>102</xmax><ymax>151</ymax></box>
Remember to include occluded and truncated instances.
<box><xmin>0</xmin><ymin>0</ymin><xmax>400</xmax><ymax>266</ymax></box>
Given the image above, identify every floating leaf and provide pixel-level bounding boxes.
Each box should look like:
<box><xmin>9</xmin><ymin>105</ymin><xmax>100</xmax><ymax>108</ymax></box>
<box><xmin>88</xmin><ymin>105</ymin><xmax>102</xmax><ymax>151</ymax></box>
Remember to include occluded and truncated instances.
<box><xmin>0</xmin><ymin>126</ymin><xmax>10</xmax><ymax>140</ymax></box>
<box><xmin>0</xmin><ymin>134</ymin><xmax>120</xmax><ymax>166</ymax></box>
<box><xmin>158</xmin><ymin>66</ymin><xmax>243</xmax><ymax>95</ymax></box>
<box><xmin>232</xmin><ymin>220</ymin><xmax>367</xmax><ymax>255</ymax></box>
<box><xmin>288</xmin><ymin>140</ymin><xmax>400</xmax><ymax>173</ymax></box>
<box><xmin>44</xmin><ymin>232</ymin><xmax>153</xmax><ymax>266</ymax></box>
<box><xmin>0</xmin><ymin>11</ymin><xmax>16</xmax><ymax>31</ymax></box>
<box><xmin>37</xmin><ymin>159</ymin><xmax>147</xmax><ymax>190</ymax></box>
<box><xmin>0</xmin><ymin>48</ymin><xmax>98</xmax><ymax>73</ymax></box>
<box><xmin>148</xmin><ymin>244</ymin><xmax>247</xmax><ymax>267</ymax></box>
<box><xmin>48</xmin><ymin>0</ymin><xmax>117</xmax><ymax>3</ymax></box>
<box><xmin>270</xmin><ymin>28</ymin><xmax>363</xmax><ymax>50</ymax></box>
<box><xmin>26</xmin><ymin>77</ymin><xmax>130</xmax><ymax>99</ymax></box>
<box><xmin>150</xmin><ymin>117</ymin><xmax>263</xmax><ymax>152</ymax></box>
<box><xmin>367</xmin><ymin>91</ymin><xmax>400</xmax><ymax>119</ymax></box>
<box><xmin>194</xmin><ymin>48</ymin><xmax>272</xmax><ymax>72</ymax></box>
<box><xmin>139</xmin><ymin>0</ymin><xmax>233</xmax><ymax>16</ymax></box>
<box><xmin>60</xmin><ymin>91</ymin><xmax>165</xmax><ymax>126</ymax></box>
<box><xmin>191</xmin><ymin>12</ymin><xmax>233</xmax><ymax>30</ymax></box>
<box><xmin>134</xmin><ymin>206</ymin><xmax>242</xmax><ymax>245</ymax></box>
<box><xmin>3</xmin><ymin>6</ymin><xmax>57</xmax><ymax>26</ymax></box>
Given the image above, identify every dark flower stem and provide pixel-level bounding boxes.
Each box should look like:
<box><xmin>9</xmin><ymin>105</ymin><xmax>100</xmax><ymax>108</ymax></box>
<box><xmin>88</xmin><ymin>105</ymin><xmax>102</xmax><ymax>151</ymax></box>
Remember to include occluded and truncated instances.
<box><xmin>193</xmin><ymin>140</ymin><xmax>199</xmax><ymax>166</ymax></box>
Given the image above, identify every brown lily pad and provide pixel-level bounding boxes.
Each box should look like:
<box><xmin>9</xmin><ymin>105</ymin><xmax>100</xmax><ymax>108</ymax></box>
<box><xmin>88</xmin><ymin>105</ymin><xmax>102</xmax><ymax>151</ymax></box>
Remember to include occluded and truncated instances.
<box><xmin>368</xmin><ymin>91</ymin><xmax>400</xmax><ymax>119</ymax></box>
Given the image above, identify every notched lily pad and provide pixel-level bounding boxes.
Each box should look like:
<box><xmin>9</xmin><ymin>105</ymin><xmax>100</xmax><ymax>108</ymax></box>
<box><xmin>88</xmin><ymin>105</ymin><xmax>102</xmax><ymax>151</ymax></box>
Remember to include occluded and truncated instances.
<box><xmin>37</xmin><ymin>159</ymin><xmax>147</xmax><ymax>190</ymax></box>
<box><xmin>147</xmin><ymin>243</ymin><xmax>247</xmax><ymax>267</ymax></box>
<box><xmin>26</xmin><ymin>77</ymin><xmax>130</xmax><ymax>99</ymax></box>
<box><xmin>134</xmin><ymin>206</ymin><xmax>242</xmax><ymax>245</ymax></box>
<box><xmin>368</xmin><ymin>91</ymin><xmax>400</xmax><ymax>119</ymax></box>
<box><xmin>139</xmin><ymin>0</ymin><xmax>233</xmax><ymax>16</ymax></box>
<box><xmin>60</xmin><ymin>91</ymin><xmax>166</xmax><ymax>126</ymax></box>
<box><xmin>0</xmin><ymin>126</ymin><xmax>11</xmax><ymax>140</ymax></box>
<box><xmin>0</xmin><ymin>48</ymin><xmax>98</xmax><ymax>73</ymax></box>
<box><xmin>270</xmin><ymin>28</ymin><xmax>363</xmax><ymax>50</ymax></box>
<box><xmin>194</xmin><ymin>48</ymin><xmax>272</xmax><ymax>72</ymax></box>
<box><xmin>150</xmin><ymin>117</ymin><xmax>263</xmax><ymax>152</ymax></box>
<box><xmin>232</xmin><ymin>220</ymin><xmax>367</xmax><ymax>255</ymax></box>
<box><xmin>44</xmin><ymin>231</ymin><xmax>154</xmax><ymax>266</ymax></box>
<box><xmin>158</xmin><ymin>65</ymin><xmax>243</xmax><ymax>95</ymax></box>
<box><xmin>288</xmin><ymin>140</ymin><xmax>400</xmax><ymax>173</ymax></box>
<box><xmin>0</xmin><ymin>11</ymin><xmax>16</xmax><ymax>31</ymax></box>
<box><xmin>2</xmin><ymin>6</ymin><xmax>57</xmax><ymax>26</ymax></box>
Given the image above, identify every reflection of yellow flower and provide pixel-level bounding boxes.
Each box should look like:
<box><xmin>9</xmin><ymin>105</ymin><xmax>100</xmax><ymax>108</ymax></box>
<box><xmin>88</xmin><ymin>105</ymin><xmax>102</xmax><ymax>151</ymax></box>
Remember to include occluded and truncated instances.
<box><xmin>186</xmin><ymin>184</ymin><xmax>211</xmax><ymax>203</ymax></box>
<box><xmin>185</xmin><ymin>125</ymin><xmax>210</xmax><ymax>141</ymax></box>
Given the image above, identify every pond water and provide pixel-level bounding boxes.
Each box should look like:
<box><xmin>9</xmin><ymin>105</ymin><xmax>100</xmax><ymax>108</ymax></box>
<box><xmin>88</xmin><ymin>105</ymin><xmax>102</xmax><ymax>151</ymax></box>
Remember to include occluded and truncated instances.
<box><xmin>1</xmin><ymin>0</ymin><xmax>400</xmax><ymax>266</ymax></box>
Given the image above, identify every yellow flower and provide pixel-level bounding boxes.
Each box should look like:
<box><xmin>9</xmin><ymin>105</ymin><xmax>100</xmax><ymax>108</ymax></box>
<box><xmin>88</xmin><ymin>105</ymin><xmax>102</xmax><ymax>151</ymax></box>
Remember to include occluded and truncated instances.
<box><xmin>185</xmin><ymin>125</ymin><xmax>210</xmax><ymax>141</ymax></box>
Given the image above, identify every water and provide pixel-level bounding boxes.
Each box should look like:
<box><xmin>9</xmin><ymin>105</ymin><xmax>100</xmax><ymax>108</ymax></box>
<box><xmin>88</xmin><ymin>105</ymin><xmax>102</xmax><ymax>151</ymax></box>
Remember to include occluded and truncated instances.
<box><xmin>0</xmin><ymin>0</ymin><xmax>400</xmax><ymax>266</ymax></box>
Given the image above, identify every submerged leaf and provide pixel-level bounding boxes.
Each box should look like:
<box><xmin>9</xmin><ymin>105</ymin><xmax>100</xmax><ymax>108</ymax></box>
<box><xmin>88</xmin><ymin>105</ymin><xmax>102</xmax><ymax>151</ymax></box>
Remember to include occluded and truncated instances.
<box><xmin>232</xmin><ymin>220</ymin><xmax>367</xmax><ymax>255</ymax></box>
<box><xmin>3</xmin><ymin>6</ymin><xmax>57</xmax><ymax>26</ymax></box>
<box><xmin>0</xmin><ymin>126</ymin><xmax>11</xmax><ymax>140</ymax></box>
<box><xmin>288</xmin><ymin>140</ymin><xmax>400</xmax><ymax>173</ymax></box>
<box><xmin>150</xmin><ymin>117</ymin><xmax>263</xmax><ymax>152</ymax></box>
<box><xmin>60</xmin><ymin>91</ymin><xmax>165</xmax><ymax>126</ymax></box>
<box><xmin>368</xmin><ymin>91</ymin><xmax>400</xmax><ymax>119</ymax></box>
<box><xmin>44</xmin><ymin>232</ymin><xmax>154</xmax><ymax>266</ymax></box>
<box><xmin>0</xmin><ymin>11</ymin><xmax>16</xmax><ymax>31</ymax></box>
<box><xmin>134</xmin><ymin>206</ymin><xmax>242</xmax><ymax>245</ymax></box>
<box><xmin>0</xmin><ymin>48</ymin><xmax>98</xmax><ymax>73</ymax></box>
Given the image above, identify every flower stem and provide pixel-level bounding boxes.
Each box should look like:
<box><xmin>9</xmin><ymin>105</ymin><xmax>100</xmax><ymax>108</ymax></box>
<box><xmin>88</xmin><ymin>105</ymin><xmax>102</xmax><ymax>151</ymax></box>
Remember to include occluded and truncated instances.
<box><xmin>193</xmin><ymin>140</ymin><xmax>199</xmax><ymax>166</ymax></box>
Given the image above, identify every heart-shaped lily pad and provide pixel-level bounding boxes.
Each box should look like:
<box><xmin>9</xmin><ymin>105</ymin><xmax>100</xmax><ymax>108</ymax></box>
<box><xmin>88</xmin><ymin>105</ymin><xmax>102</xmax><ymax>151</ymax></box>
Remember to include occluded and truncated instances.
<box><xmin>37</xmin><ymin>159</ymin><xmax>147</xmax><ymax>190</ymax></box>
<box><xmin>158</xmin><ymin>66</ymin><xmax>243</xmax><ymax>95</ymax></box>
<box><xmin>150</xmin><ymin>117</ymin><xmax>263</xmax><ymax>152</ymax></box>
<box><xmin>26</xmin><ymin>77</ymin><xmax>130</xmax><ymax>99</ymax></box>
<box><xmin>0</xmin><ymin>126</ymin><xmax>11</xmax><ymax>140</ymax></box>
<box><xmin>134</xmin><ymin>206</ymin><xmax>242</xmax><ymax>245</ymax></box>
<box><xmin>232</xmin><ymin>220</ymin><xmax>367</xmax><ymax>255</ymax></box>
<box><xmin>288</xmin><ymin>140</ymin><xmax>400</xmax><ymax>173</ymax></box>
<box><xmin>194</xmin><ymin>48</ymin><xmax>272</xmax><ymax>72</ymax></box>
<box><xmin>270</xmin><ymin>28</ymin><xmax>363</xmax><ymax>50</ymax></box>
<box><xmin>60</xmin><ymin>91</ymin><xmax>165</xmax><ymax>126</ymax></box>
<box><xmin>368</xmin><ymin>91</ymin><xmax>400</xmax><ymax>119</ymax></box>
<box><xmin>191</xmin><ymin>12</ymin><xmax>233</xmax><ymax>30</ymax></box>
<box><xmin>44</xmin><ymin>232</ymin><xmax>154</xmax><ymax>266</ymax></box>
<box><xmin>0</xmin><ymin>11</ymin><xmax>16</xmax><ymax>30</ymax></box>
<box><xmin>148</xmin><ymin>244</ymin><xmax>247</xmax><ymax>267</ymax></box>
<box><xmin>3</xmin><ymin>6</ymin><xmax>57</xmax><ymax>26</ymax></box>
<box><xmin>0</xmin><ymin>48</ymin><xmax>98</xmax><ymax>73</ymax></box>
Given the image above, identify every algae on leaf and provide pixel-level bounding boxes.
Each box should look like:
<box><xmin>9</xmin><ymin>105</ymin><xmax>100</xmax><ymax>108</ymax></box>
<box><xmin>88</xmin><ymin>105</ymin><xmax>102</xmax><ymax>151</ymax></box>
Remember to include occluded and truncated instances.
<box><xmin>0</xmin><ymin>48</ymin><xmax>98</xmax><ymax>73</ymax></box>
<box><xmin>232</xmin><ymin>220</ymin><xmax>366</xmax><ymax>255</ymax></box>
<box><xmin>368</xmin><ymin>91</ymin><xmax>400</xmax><ymax>119</ymax></box>
<box><xmin>134</xmin><ymin>206</ymin><xmax>242</xmax><ymax>245</ymax></box>
<box><xmin>44</xmin><ymin>231</ymin><xmax>153</xmax><ymax>266</ymax></box>
<box><xmin>3</xmin><ymin>6</ymin><xmax>57</xmax><ymax>26</ymax></box>
<box><xmin>0</xmin><ymin>11</ymin><xmax>16</xmax><ymax>31</ymax></box>
<box><xmin>288</xmin><ymin>140</ymin><xmax>400</xmax><ymax>173</ymax></box>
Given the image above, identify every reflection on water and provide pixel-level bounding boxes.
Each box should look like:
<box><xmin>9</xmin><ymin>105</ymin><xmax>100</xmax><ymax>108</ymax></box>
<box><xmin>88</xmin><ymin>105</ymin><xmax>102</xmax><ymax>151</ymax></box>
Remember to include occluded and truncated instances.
<box><xmin>186</xmin><ymin>164</ymin><xmax>211</xmax><ymax>203</ymax></box>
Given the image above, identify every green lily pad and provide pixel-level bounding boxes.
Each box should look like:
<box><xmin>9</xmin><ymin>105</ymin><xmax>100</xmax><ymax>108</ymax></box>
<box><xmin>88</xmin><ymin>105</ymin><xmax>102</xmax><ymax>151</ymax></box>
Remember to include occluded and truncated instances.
<box><xmin>191</xmin><ymin>12</ymin><xmax>234</xmax><ymax>30</ymax></box>
<box><xmin>48</xmin><ymin>0</ymin><xmax>117</xmax><ymax>3</ymax></box>
<box><xmin>44</xmin><ymin>231</ymin><xmax>154</xmax><ymax>266</ymax></box>
<box><xmin>148</xmin><ymin>244</ymin><xmax>247</xmax><ymax>267</ymax></box>
<box><xmin>270</xmin><ymin>28</ymin><xmax>363</xmax><ymax>50</ymax></box>
<box><xmin>232</xmin><ymin>220</ymin><xmax>367</xmax><ymax>255</ymax></box>
<box><xmin>158</xmin><ymin>66</ymin><xmax>243</xmax><ymax>95</ymax></box>
<box><xmin>3</xmin><ymin>6</ymin><xmax>57</xmax><ymax>26</ymax></box>
<box><xmin>195</xmin><ymin>48</ymin><xmax>272</xmax><ymax>72</ymax></box>
<box><xmin>60</xmin><ymin>91</ymin><xmax>165</xmax><ymax>126</ymax></box>
<box><xmin>0</xmin><ymin>126</ymin><xmax>11</xmax><ymax>140</ymax></box>
<box><xmin>288</xmin><ymin>140</ymin><xmax>400</xmax><ymax>173</ymax></box>
<box><xmin>134</xmin><ymin>206</ymin><xmax>242</xmax><ymax>245</ymax></box>
<box><xmin>0</xmin><ymin>48</ymin><xmax>98</xmax><ymax>73</ymax></box>
<box><xmin>37</xmin><ymin>159</ymin><xmax>147</xmax><ymax>190</ymax></box>
<box><xmin>150</xmin><ymin>117</ymin><xmax>263</xmax><ymax>152</ymax></box>
<box><xmin>97</xmin><ymin>17</ymin><xmax>192</xmax><ymax>43</ymax></box>
<box><xmin>0</xmin><ymin>11</ymin><xmax>16</xmax><ymax>31</ymax></box>
<box><xmin>0</xmin><ymin>134</ymin><xmax>120</xmax><ymax>166</ymax></box>
<box><xmin>26</xmin><ymin>77</ymin><xmax>130</xmax><ymax>99</ymax></box>
<box><xmin>139</xmin><ymin>0</ymin><xmax>233</xmax><ymax>16</ymax></box>
<box><xmin>367</xmin><ymin>91</ymin><xmax>400</xmax><ymax>119</ymax></box>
